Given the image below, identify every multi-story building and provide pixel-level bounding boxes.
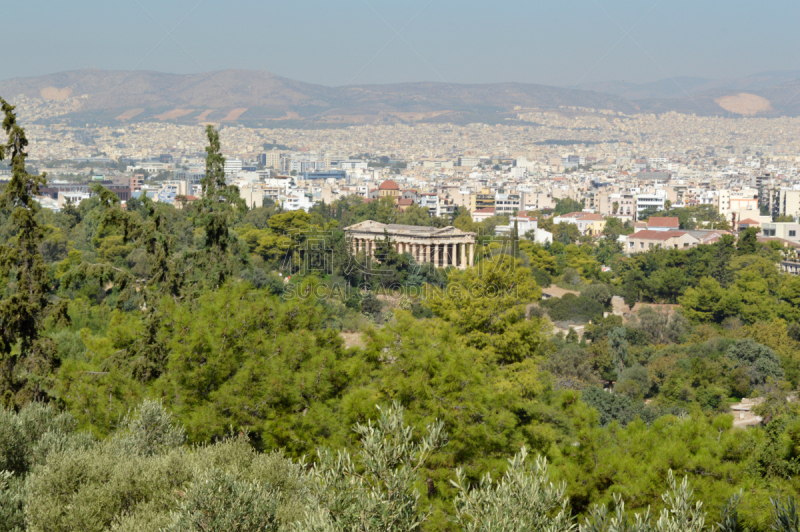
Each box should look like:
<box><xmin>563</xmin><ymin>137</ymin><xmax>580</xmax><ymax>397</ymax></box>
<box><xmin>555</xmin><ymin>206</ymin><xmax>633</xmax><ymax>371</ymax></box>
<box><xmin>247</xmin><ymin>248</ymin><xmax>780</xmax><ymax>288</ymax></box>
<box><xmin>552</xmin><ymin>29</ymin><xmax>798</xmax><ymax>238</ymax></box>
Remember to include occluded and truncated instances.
<box><xmin>553</xmin><ymin>212</ymin><xmax>607</xmax><ymax>236</ymax></box>
<box><xmin>224</xmin><ymin>159</ymin><xmax>243</xmax><ymax>176</ymax></box>
<box><xmin>778</xmin><ymin>190</ymin><xmax>800</xmax><ymax>219</ymax></box>
<box><xmin>761</xmin><ymin>222</ymin><xmax>800</xmax><ymax>241</ymax></box>
<box><xmin>458</xmin><ymin>156</ymin><xmax>481</xmax><ymax>167</ymax></box>
<box><xmin>635</xmin><ymin>193</ymin><xmax>666</xmax><ymax>215</ymax></box>
<box><xmin>494</xmin><ymin>193</ymin><xmax>524</xmax><ymax>215</ymax></box>
<box><xmin>258</xmin><ymin>150</ymin><xmax>284</xmax><ymax>169</ymax></box>
<box><xmin>470</xmin><ymin>190</ymin><xmax>495</xmax><ymax>212</ymax></box>
<box><xmin>625</xmin><ymin>230</ymin><xmax>699</xmax><ymax>254</ymax></box>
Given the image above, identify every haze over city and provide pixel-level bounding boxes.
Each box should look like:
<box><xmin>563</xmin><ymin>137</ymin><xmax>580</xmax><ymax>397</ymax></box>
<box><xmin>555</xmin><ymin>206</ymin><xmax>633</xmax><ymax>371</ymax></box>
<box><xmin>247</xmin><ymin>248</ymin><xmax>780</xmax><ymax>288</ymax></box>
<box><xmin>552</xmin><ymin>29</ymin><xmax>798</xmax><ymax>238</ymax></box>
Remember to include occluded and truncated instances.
<box><xmin>3</xmin><ymin>0</ymin><xmax>800</xmax><ymax>86</ymax></box>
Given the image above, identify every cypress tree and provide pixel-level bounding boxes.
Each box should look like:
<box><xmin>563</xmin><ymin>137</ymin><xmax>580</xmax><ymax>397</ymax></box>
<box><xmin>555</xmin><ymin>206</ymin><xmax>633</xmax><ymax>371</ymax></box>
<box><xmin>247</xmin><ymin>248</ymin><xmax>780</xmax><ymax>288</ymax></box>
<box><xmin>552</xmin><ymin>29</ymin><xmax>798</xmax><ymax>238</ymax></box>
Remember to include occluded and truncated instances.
<box><xmin>0</xmin><ymin>99</ymin><xmax>57</xmax><ymax>404</ymax></box>
<box><xmin>194</xmin><ymin>125</ymin><xmax>247</xmax><ymax>288</ymax></box>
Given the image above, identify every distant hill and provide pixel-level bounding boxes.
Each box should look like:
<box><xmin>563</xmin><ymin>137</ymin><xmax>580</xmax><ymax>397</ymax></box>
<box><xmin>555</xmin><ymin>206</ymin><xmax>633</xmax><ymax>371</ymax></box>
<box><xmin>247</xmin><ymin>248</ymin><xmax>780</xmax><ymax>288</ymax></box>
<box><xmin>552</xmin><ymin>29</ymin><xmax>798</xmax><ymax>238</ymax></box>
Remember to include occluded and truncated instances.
<box><xmin>2</xmin><ymin>68</ymin><xmax>800</xmax><ymax>127</ymax></box>
<box><xmin>0</xmin><ymin>69</ymin><xmax>638</xmax><ymax>127</ymax></box>
<box><xmin>578</xmin><ymin>70</ymin><xmax>800</xmax><ymax>100</ymax></box>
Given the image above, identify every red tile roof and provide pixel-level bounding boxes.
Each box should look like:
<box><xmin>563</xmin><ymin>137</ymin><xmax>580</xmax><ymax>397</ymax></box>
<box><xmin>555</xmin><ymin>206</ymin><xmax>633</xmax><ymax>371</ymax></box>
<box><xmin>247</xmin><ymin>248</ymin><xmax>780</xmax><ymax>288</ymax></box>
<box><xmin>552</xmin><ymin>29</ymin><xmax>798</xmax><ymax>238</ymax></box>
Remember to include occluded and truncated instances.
<box><xmin>474</xmin><ymin>207</ymin><xmax>495</xmax><ymax>214</ymax></box>
<box><xmin>647</xmin><ymin>217</ymin><xmax>680</xmax><ymax>228</ymax></box>
<box><xmin>629</xmin><ymin>230</ymin><xmax>688</xmax><ymax>241</ymax></box>
<box><xmin>378</xmin><ymin>179</ymin><xmax>400</xmax><ymax>190</ymax></box>
<box><xmin>738</xmin><ymin>218</ymin><xmax>761</xmax><ymax>225</ymax></box>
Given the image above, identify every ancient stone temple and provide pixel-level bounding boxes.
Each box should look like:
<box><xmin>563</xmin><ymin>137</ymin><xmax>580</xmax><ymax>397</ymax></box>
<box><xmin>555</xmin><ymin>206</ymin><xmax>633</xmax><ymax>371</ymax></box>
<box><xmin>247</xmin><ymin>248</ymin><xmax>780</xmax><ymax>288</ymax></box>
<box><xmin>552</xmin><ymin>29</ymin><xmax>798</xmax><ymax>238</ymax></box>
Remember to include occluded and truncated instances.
<box><xmin>344</xmin><ymin>220</ymin><xmax>477</xmax><ymax>269</ymax></box>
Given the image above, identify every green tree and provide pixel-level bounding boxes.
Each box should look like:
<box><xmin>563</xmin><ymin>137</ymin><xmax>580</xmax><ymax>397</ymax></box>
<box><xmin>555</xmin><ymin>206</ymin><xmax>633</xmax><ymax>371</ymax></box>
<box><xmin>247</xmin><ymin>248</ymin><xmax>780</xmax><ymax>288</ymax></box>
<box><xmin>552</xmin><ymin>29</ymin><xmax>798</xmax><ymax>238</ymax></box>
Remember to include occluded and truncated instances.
<box><xmin>193</xmin><ymin>125</ymin><xmax>247</xmax><ymax>288</ymax></box>
<box><xmin>0</xmin><ymin>98</ymin><xmax>58</xmax><ymax>405</ymax></box>
<box><xmin>709</xmin><ymin>235</ymin><xmax>735</xmax><ymax>288</ymax></box>
<box><xmin>554</xmin><ymin>198</ymin><xmax>585</xmax><ymax>216</ymax></box>
<box><xmin>737</xmin><ymin>227</ymin><xmax>759</xmax><ymax>255</ymax></box>
<box><xmin>428</xmin><ymin>255</ymin><xmax>546</xmax><ymax>363</ymax></box>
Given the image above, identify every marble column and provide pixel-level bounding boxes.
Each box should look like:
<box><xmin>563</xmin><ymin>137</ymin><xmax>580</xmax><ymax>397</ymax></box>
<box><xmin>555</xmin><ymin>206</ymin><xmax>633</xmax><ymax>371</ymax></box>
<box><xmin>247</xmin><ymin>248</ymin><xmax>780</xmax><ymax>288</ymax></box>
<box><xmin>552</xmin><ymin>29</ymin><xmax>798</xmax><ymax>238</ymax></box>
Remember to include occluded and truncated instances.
<box><xmin>468</xmin><ymin>242</ymin><xmax>474</xmax><ymax>266</ymax></box>
<box><xmin>460</xmin><ymin>241</ymin><xmax>467</xmax><ymax>269</ymax></box>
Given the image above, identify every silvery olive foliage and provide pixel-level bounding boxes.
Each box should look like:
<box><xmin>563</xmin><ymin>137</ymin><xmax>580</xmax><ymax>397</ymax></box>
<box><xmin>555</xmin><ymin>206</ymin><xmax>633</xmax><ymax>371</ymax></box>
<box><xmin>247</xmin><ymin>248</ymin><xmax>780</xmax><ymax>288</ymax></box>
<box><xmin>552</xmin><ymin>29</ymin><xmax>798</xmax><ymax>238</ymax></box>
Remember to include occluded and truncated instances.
<box><xmin>295</xmin><ymin>401</ymin><xmax>448</xmax><ymax>532</ymax></box>
<box><xmin>111</xmin><ymin>399</ymin><xmax>186</xmax><ymax>457</ymax></box>
<box><xmin>163</xmin><ymin>468</ymin><xmax>281</xmax><ymax>532</ymax></box>
<box><xmin>450</xmin><ymin>446</ymin><xmax>575</xmax><ymax>532</ymax></box>
<box><xmin>3</xmin><ymin>399</ymin><xmax>800</xmax><ymax>532</ymax></box>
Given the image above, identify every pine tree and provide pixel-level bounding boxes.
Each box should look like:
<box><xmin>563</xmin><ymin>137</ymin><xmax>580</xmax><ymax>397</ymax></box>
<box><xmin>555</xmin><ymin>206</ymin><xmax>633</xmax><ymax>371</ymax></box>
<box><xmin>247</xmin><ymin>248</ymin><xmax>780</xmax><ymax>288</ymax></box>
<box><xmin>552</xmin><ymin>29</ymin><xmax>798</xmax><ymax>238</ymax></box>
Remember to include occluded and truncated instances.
<box><xmin>0</xmin><ymin>99</ymin><xmax>57</xmax><ymax>405</ymax></box>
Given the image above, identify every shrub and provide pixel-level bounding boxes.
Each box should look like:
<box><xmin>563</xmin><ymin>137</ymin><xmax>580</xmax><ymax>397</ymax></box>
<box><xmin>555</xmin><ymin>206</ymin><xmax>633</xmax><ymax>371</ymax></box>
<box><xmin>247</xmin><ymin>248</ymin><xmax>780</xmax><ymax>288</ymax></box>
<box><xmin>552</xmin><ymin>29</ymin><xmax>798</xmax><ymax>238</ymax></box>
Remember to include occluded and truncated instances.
<box><xmin>542</xmin><ymin>294</ymin><xmax>605</xmax><ymax>324</ymax></box>
<box><xmin>531</xmin><ymin>267</ymin><xmax>552</xmax><ymax>288</ymax></box>
<box><xmin>164</xmin><ymin>469</ymin><xmax>281</xmax><ymax>532</ymax></box>
<box><xmin>0</xmin><ymin>402</ymin><xmax>78</xmax><ymax>476</ymax></box>
<box><xmin>544</xmin><ymin>344</ymin><xmax>601</xmax><ymax>388</ymax></box>
<box><xmin>725</xmin><ymin>339</ymin><xmax>785</xmax><ymax>386</ymax></box>
<box><xmin>581</xmin><ymin>283</ymin><xmax>612</xmax><ymax>309</ymax></box>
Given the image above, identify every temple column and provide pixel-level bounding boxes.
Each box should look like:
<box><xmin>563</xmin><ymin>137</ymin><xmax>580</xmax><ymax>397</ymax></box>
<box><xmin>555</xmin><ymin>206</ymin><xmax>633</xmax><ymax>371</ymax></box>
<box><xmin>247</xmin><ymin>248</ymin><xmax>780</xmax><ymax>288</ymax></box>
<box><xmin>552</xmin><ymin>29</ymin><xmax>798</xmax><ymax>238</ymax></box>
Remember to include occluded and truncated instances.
<box><xmin>446</xmin><ymin>243</ymin><xmax>452</xmax><ymax>267</ymax></box>
<box><xmin>468</xmin><ymin>242</ymin><xmax>474</xmax><ymax>266</ymax></box>
<box><xmin>461</xmin><ymin>241</ymin><xmax>467</xmax><ymax>269</ymax></box>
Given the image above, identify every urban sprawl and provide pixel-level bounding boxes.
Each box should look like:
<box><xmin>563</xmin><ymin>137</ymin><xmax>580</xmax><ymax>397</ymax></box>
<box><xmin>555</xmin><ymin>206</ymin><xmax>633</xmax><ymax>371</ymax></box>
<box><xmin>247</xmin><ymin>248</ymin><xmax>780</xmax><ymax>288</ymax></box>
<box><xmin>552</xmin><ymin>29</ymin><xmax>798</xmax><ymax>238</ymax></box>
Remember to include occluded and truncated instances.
<box><xmin>9</xmin><ymin>94</ymin><xmax>800</xmax><ymax>258</ymax></box>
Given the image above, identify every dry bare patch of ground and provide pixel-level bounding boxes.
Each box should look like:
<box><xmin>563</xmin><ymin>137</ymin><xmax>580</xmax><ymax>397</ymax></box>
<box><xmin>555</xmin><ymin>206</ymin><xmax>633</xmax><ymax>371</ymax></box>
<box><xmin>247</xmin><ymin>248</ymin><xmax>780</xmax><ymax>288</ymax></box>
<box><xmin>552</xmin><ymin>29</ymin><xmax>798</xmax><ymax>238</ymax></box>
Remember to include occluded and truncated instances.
<box><xmin>339</xmin><ymin>332</ymin><xmax>365</xmax><ymax>349</ymax></box>
<box><xmin>195</xmin><ymin>109</ymin><xmax>215</xmax><ymax>121</ymax></box>
<box><xmin>715</xmin><ymin>93</ymin><xmax>773</xmax><ymax>115</ymax></box>
<box><xmin>116</xmin><ymin>108</ymin><xmax>144</xmax><ymax>120</ymax></box>
<box><xmin>154</xmin><ymin>109</ymin><xmax>195</xmax><ymax>120</ymax></box>
<box><xmin>221</xmin><ymin>108</ymin><xmax>248</xmax><ymax>121</ymax></box>
<box><xmin>40</xmin><ymin>87</ymin><xmax>71</xmax><ymax>100</ymax></box>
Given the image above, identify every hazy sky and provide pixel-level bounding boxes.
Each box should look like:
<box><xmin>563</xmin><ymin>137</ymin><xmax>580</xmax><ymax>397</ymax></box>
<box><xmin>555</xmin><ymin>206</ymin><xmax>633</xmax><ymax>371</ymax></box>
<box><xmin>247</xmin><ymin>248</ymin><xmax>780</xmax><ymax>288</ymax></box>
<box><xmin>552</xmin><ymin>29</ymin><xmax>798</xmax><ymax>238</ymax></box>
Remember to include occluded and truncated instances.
<box><xmin>3</xmin><ymin>0</ymin><xmax>799</xmax><ymax>86</ymax></box>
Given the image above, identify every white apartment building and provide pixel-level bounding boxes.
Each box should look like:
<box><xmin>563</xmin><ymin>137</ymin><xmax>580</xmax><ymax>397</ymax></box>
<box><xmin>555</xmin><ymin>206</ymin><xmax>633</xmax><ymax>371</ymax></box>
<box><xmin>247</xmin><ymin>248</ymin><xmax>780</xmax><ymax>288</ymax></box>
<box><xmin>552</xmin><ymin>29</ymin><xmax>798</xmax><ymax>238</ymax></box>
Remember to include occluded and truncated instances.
<box><xmin>495</xmin><ymin>193</ymin><xmax>524</xmax><ymax>215</ymax></box>
<box><xmin>339</xmin><ymin>160</ymin><xmax>368</xmax><ymax>170</ymax></box>
<box><xmin>761</xmin><ymin>222</ymin><xmax>800</xmax><ymax>241</ymax></box>
<box><xmin>224</xmin><ymin>159</ymin><xmax>243</xmax><ymax>176</ymax></box>
<box><xmin>422</xmin><ymin>159</ymin><xmax>454</xmax><ymax>169</ymax></box>
<box><xmin>497</xmin><ymin>216</ymin><xmax>532</xmax><ymax>235</ymax></box>
<box><xmin>458</xmin><ymin>156</ymin><xmax>481</xmax><ymax>167</ymax></box>
<box><xmin>635</xmin><ymin>192</ymin><xmax>666</xmax><ymax>214</ymax></box>
<box><xmin>418</xmin><ymin>193</ymin><xmax>440</xmax><ymax>216</ymax></box>
<box><xmin>778</xmin><ymin>190</ymin><xmax>800</xmax><ymax>219</ymax></box>
<box><xmin>509</xmin><ymin>167</ymin><xmax>527</xmax><ymax>179</ymax></box>
<box><xmin>718</xmin><ymin>188</ymin><xmax>759</xmax><ymax>219</ymax></box>
<box><xmin>290</xmin><ymin>158</ymin><xmax>325</xmax><ymax>173</ymax></box>
<box><xmin>280</xmin><ymin>193</ymin><xmax>315</xmax><ymax>212</ymax></box>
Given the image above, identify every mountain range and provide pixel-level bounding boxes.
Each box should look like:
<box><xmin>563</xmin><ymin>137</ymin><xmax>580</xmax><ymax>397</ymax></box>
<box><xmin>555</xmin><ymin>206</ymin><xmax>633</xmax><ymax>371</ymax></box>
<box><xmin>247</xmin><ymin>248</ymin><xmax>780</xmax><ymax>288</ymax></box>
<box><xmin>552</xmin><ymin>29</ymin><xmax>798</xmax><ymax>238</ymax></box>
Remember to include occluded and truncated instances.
<box><xmin>1</xmin><ymin>68</ymin><xmax>800</xmax><ymax>127</ymax></box>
